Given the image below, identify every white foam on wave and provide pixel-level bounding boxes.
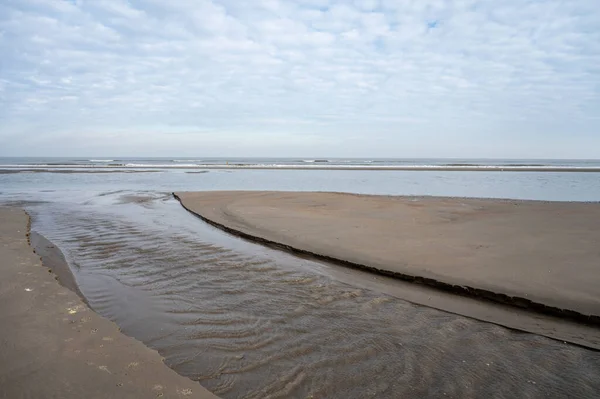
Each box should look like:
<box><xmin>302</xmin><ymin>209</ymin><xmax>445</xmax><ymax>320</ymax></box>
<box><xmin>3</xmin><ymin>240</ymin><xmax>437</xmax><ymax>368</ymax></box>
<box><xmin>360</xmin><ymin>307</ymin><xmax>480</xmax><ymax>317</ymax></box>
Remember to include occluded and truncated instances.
<box><xmin>125</xmin><ymin>163</ymin><xmax>201</xmax><ymax>168</ymax></box>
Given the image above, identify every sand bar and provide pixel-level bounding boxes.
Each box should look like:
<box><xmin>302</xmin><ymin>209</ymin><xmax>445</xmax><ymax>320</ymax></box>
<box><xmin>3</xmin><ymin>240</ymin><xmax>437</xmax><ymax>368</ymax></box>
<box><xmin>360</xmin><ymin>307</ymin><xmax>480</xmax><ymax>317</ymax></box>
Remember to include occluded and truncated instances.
<box><xmin>0</xmin><ymin>207</ymin><xmax>218</xmax><ymax>399</ymax></box>
<box><xmin>175</xmin><ymin>191</ymin><xmax>600</xmax><ymax>328</ymax></box>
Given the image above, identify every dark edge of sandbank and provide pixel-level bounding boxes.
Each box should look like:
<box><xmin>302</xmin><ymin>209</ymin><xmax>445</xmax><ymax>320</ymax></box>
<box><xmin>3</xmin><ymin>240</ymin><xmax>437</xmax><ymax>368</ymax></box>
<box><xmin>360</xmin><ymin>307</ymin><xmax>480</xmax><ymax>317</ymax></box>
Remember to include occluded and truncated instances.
<box><xmin>173</xmin><ymin>193</ymin><xmax>600</xmax><ymax>336</ymax></box>
<box><xmin>22</xmin><ymin>210</ymin><xmax>221</xmax><ymax>397</ymax></box>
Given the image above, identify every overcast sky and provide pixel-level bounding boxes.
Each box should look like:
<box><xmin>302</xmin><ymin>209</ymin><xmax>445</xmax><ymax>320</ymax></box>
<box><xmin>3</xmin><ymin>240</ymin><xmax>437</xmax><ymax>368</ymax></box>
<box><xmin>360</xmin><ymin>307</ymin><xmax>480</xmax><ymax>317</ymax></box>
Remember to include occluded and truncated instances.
<box><xmin>1</xmin><ymin>0</ymin><xmax>599</xmax><ymax>158</ymax></box>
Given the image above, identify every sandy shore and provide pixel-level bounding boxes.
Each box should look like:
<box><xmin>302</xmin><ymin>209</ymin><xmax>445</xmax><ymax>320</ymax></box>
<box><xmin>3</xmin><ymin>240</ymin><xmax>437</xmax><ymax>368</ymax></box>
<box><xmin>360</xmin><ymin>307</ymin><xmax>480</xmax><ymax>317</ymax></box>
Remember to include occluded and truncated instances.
<box><xmin>175</xmin><ymin>191</ymin><xmax>600</xmax><ymax>345</ymax></box>
<box><xmin>0</xmin><ymin>207</ymin><xmax>218</xmax><ymax>399</ymax></box>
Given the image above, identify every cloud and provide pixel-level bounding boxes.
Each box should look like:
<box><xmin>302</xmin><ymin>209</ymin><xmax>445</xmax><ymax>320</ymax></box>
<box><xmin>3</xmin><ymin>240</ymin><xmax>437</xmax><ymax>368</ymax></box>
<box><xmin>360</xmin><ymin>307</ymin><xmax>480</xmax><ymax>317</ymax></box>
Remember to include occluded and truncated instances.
<box><xmin>0</xmin><ymin>0</ymin><xmax>599</xmax><ymax>157</ymax></box>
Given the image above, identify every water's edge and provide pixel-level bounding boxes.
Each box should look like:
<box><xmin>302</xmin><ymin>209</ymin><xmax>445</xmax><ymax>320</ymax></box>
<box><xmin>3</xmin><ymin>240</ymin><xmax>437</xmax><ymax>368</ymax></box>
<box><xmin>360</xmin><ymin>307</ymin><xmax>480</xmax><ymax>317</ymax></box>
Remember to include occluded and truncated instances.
<box><xmin>24</xmin><ymin>211</ymin><xmax>220</xmax><ymax>398</ymax></box>
<box><xmin>172</xmin><ymin>193</ymin><xmax>600</xmax><ymax>347</ymax></box>
<box><xmin>30</xmin><ymin>230</ymin><xmax>85</xmax><ymax>301</ymax></box>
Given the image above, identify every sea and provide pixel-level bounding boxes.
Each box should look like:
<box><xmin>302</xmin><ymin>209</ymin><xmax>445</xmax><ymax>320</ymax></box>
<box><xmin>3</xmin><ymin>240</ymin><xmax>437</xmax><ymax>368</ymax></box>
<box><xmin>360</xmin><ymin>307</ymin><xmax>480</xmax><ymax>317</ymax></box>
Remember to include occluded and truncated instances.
<box><xmin>1</xmin><ymin>157</ymin><xmax>600</xmax><ymax>398</ymax></box>
<box><xmin>2</xmin><ymin>156</ymin><xmax>600</xmax><ymax>170</ymax></box>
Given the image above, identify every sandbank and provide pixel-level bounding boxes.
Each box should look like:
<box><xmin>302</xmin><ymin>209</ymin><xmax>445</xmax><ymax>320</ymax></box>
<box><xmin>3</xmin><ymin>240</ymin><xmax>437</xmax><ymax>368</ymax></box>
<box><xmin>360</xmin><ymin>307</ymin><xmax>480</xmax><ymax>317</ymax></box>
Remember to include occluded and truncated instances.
<box><xmin>175</xmin><ymin>191</ymin><xmax>600</xmax><ymax>348</ymax></box>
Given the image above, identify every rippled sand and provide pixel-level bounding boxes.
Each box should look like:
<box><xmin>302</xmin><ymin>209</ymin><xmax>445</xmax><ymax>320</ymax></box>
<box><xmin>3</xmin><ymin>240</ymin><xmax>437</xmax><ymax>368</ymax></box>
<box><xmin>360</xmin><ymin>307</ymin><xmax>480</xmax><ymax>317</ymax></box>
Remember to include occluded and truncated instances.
<box><xmin>27</xmin><ymin>192</ymin><xmax>600</xmax><ymax>398</ymax></box>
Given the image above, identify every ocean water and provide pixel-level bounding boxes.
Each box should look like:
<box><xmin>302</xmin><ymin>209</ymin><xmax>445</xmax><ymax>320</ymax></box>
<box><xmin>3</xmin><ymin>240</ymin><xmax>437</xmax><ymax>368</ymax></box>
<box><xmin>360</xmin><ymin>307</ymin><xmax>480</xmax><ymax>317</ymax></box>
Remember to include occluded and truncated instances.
<box><xmin>1</xmin><ymin>156</ymin><xmax>600</xmax><ymax>170</ymax></box>
<box><xmin>1</xmin><ymin>159</ymin><xmax>600</xmax><ymax>398</ymax></box>
<box><xmin>1</xmin><ymin>163</ymin><xmax>600</xmax><ymax>202</ymax></box>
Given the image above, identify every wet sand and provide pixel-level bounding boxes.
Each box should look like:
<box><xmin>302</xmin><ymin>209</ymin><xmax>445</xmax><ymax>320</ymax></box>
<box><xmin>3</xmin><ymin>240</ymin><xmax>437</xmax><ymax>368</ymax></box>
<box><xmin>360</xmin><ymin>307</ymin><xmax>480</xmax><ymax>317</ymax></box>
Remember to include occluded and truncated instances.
<box><xmin>30</xmin><ymin>230</ymin><xmax>84</xmax><ymax>299</ymax></box>
<box><xmin>0</xmin><ymin>207</ymin><xmax>217</xmax><ymax>399</ymax></box>
<box><xmin>175</xmin><ymin>191</ymin><xmax>600</xmax><ymax>341</ymax></box>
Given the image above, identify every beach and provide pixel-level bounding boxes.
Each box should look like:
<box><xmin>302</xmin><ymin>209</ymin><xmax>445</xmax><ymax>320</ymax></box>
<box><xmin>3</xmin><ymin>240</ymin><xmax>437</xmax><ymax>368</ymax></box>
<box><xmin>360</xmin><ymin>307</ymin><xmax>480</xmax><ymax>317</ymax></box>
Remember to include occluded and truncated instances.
<box><xmin>0</xmin><ymin>207</ymin><xmax>217</xmax><ymax>399</ymax></box>
<box><xmin>175</xmin><ymin>191</ymin><xmax>600</xmax><ymax>346</ymax></box>
<box><xmin>2</xmin><ymin>166</ymin><xmax>600</xmax><ymax>397</ymax></box>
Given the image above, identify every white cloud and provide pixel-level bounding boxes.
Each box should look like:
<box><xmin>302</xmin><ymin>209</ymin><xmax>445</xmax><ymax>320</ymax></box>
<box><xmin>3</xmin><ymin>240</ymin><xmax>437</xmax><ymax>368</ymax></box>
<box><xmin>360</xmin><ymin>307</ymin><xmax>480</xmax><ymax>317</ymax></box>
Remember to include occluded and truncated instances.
<box><xmin>0</xmin><ymin>0</ymin><xmax>599</xmax><ymax>157</ymax></box>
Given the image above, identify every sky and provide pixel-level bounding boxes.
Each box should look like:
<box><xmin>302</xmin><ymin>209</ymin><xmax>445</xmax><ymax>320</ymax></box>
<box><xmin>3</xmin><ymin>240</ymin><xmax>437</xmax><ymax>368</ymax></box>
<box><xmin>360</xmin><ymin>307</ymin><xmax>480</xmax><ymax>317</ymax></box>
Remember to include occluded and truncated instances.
<box><xmin>0</xmin><ymin>0</ymin><xmax>599</xmax><ymax>158</ymax></box>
